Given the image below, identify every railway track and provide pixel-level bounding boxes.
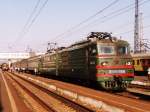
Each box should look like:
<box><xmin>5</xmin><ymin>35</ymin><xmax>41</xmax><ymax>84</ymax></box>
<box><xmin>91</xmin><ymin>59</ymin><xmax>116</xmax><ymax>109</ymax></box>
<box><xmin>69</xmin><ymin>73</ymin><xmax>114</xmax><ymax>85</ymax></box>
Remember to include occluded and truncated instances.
<box><xmin>8</xmin><ymin>72</ymin><xmax>150</xmax><ymax>112</ymax></box>
<box><xmin>23</xmin><ymin>72</ymin><xmax>150</xmax><ymax>101</ymax></box>
<box><xmin>5</xmin><ymin>72</ymin><xmax>93</xmax><ymax>112</ymax></box>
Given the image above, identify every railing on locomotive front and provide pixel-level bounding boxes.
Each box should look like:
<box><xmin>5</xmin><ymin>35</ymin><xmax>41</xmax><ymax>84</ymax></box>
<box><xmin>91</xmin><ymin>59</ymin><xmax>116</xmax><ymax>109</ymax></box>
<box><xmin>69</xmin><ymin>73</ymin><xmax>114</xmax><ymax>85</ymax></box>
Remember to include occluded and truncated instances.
<box><xmin>95</xmin><ymin>42</ymin><xmax>134</xmax><ymax>89</ymax></box>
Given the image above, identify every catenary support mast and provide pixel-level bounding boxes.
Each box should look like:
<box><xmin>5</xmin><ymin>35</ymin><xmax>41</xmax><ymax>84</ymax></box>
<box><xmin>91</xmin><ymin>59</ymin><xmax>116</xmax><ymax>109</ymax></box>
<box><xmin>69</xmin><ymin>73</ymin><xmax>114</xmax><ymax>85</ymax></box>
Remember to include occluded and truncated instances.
<box><xmin>134</xmin><ymin>0</ymin><xmax>139</xmax><ymax>53</ymax></box>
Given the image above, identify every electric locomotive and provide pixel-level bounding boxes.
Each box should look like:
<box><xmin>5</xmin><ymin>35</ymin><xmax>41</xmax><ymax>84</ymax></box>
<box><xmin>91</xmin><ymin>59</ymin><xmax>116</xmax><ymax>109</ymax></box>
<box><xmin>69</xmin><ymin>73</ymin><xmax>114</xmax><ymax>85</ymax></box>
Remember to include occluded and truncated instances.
<box><xmin>38</xmin><ymin>32</ymin><xmax>134</xmax><ymax>90</ymax></box>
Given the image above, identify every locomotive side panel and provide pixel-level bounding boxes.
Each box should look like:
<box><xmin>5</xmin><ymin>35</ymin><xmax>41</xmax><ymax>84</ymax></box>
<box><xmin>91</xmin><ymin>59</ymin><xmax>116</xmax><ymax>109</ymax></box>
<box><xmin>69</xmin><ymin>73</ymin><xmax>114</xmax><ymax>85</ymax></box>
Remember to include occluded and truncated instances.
<box><xmin>39</xmin><ymin>53</ymin><xmax>57</xmax><ymax>75</ymax></box>
<box><xmin>27</xmin><ymin>55</ymin><xmax>41</xmax><ymax>73</ymax></box>
<box><xmin>12</xmin><ymin>61</ymin><xmax>21</xmax><ymax>71</ymax></box>
<box><xmin>58</xmin><ymin>43</ymin><xmax>98</xmax><ymax>81</ymax></box>
<box><xmin>20</xmin><ymin>59</ymin><xmax>28</xmax><ymax>72</ymax></box>
<box><xmin>57</xmin><ymin>51</ymin><xmax>70</xmax><ymax>76</ymax></box>
<box><xmin>64</xmin><ymin>47</ymin><xmax>87</xmax><ymax>79</ymax></box>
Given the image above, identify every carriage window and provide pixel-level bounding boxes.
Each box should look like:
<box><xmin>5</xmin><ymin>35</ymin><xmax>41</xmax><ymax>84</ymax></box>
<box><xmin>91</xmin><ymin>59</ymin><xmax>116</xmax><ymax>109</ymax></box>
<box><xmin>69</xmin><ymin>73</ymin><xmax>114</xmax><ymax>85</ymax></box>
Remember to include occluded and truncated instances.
<box><xmin>137</xmin><ymin>60</ymin><xmax>140</xmax><ymax>65</ymax></box>
<box><xmin>98</xmin><ymin>45</ymin><xmax>115</xmax><ymax>54</ymax></box>
<box><xmin>117</xmin><ymin>46</ymin><xmax>128</xmax><ymax>54</ymax></box>
<box><xmin>141</xmin><ymin>59</ymin><xmax>145</xmax><ymax>65</ymax></box>
<box><xmin>133</xmin><ymin>60</ymin><xmax>135</xmax><ymax>65</ymax></box>
<box><xmin>148</xmin><ymin>60</ymin><xmax>150</xmax><ymax>64</ymax></box>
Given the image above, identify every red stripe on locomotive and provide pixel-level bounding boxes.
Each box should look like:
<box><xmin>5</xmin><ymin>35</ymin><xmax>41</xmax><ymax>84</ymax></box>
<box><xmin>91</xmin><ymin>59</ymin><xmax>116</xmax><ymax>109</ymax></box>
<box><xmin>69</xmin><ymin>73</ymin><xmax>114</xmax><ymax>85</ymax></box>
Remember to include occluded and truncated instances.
<box><xmin>96</xmin><ymin>65</ymin><xmax>133</xmax><ymax>69</ymax></box>
<box><xmin>96</xmin><ymin>73</ymin><xmax>134</xmax><ymax>77</ymax></box>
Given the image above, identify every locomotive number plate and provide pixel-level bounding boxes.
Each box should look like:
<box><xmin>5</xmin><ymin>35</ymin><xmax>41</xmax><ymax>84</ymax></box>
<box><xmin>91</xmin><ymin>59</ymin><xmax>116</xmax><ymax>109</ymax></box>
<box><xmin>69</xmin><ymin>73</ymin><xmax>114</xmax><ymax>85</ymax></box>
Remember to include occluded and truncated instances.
<box><xmin>109</xmin><ymin>70</ymin><xmax>125</xmax><ymax>74</ymax></box>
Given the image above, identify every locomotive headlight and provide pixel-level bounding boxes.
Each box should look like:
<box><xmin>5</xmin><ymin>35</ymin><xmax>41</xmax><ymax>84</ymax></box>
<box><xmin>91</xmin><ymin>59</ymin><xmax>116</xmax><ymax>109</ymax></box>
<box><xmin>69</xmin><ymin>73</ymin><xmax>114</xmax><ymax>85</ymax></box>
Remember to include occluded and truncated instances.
<box><xmin>126</xmin><ymin>61</ymin><xmax>131</xmax><ymax>65</ymax></box>
<box><xmin>101</xmin><ymin>61</ymin><xmax>108</xmax><ymax>66</ymax></box>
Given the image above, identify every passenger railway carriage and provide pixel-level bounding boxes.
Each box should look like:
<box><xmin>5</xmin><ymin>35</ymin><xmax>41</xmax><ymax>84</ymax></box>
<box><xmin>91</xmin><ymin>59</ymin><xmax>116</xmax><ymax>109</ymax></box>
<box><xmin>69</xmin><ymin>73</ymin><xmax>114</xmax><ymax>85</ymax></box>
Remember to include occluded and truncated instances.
<box><xmin>27</xmin><ymin>55</ymin><xmax>41</xmax><ymax>73</ymax></box>
<box><xmin>132</xmin><ymin>53</ymin><xmax>150</xmax><ymax>76</ymax></box>
<box><xmin>1</xmin><ymin>63</ymin><xmax>9</xmax><ymax>71</ymax></box>
<box><xmin>13</xmin><ymin>32</ymin><xmax>134</xmax><ymax>90</ymax></box>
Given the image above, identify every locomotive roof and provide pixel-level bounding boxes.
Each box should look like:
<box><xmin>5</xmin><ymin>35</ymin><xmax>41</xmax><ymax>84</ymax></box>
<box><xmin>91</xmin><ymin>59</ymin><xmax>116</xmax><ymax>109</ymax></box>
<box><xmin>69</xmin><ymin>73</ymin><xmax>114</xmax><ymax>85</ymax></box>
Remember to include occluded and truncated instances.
<box><xmin>45</xmin><ymin>32</ymin><xmax>129</xmax><ymax>54</ymax></box>
<box><xmin>12</xmin><ymin>32</ymin><xmax>130</xmax><ymax>63</ymax></box>
<box><xmin>70</xmin><ymin>32</ymin><xmax>129</xmax><ymax>46</ymax></box>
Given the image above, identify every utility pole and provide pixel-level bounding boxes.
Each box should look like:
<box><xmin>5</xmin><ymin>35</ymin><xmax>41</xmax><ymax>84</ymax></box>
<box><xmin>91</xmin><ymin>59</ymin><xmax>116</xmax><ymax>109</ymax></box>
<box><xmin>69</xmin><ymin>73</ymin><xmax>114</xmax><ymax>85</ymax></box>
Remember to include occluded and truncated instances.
<box><xmin>139</xmin><ymin>13</ymin><xmax>144</xmax><ymax>52</ymax></box>
<box><xmin>134</xmin><ymin>1</ymin><xmax>150</xmax><ymax>53</ymax></box>
<box><xmin>134</xmin><ymin>0</ymin><xmax>139</xmax><ymax>53</ymax></box>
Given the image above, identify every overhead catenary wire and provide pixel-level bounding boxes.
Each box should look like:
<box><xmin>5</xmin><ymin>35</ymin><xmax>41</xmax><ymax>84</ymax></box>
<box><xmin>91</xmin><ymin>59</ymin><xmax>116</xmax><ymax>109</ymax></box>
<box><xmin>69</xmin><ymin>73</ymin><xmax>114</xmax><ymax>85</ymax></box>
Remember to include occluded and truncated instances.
<box><xmin>51</xmin><ymin>0</ymin><xmax>150</xmax><ymax>43</ymax></box>
<box><xmin>53</xmin><ymin>0</ymin><xmax>150</xmax><ymax>43</ymax></box>
<box><xmin>12</xmin><ymin>0</ymin><xmax>41</xmax><ymax>47</ymax></box>
<box><xmin>50</xmin><ymin>0</ymin><xmax>120</xmax><ymax>42</ymax></box>
<box><xmin>56</xmin><ymin>4</ymin><xmax>135</xmax><ymax>43</ymax></box>
<box><xmin>115</xmin><ymin>24</ymin><xmax>150</xmax><ymax>35</ymax></box>
<box><xmin>113</xmin><ymin>12</ymin><xmax>150</xmax><ymax>32</ymax></box>
<box><xmin>34</xmin><ymin>0</ymin><xmax>142</xmax><ymax>50</ymax></box>
<box><xmin>19</xmin><ymin>0</ymin><xmax>41</xmax><ymax>39</ymax></box>
<box><xmin>11</xmin><ymin>0</ymin><xmax>49</xmax><ymax>49</ymax></box>
<box><xmin>32</xmin><ymin>0</ymin><xmax>121</xmax><ymax>50</ymax></box>
<box><xmin>101</xmin><ymin>0</ymin><xmax>150</xmax><ymax>23</ymax></box>
<box><xmin>22</xmin><ymin>0</ymin><xmax>49</xmax><ymax>37</ymax></box>
<box><xmin>26</xmin><ymin>0</ymin><xmax>149</xmax><ymax>52</ymax></box>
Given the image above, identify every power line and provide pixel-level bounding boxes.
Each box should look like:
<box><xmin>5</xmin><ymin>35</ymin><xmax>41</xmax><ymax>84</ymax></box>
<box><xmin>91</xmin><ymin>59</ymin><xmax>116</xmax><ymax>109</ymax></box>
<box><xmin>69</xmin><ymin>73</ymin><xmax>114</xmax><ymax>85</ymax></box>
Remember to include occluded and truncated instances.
<box><xmin>77</xmin><ymin>0</ymin><xmax>149</xmax><ymax>30</ymax></box>
<box><xmin>53</xmin><ymin>0</ymin><xmax>150</xmax><ymax>43</ymax></box>
<box><xmin>52</xmin><ymin>0</ymin><xmax>149</xmax><ymax>43</ymax></box>
<box><xmin>91</xmin><ymin>0</ymin><xmax>147</xmax><ymax>24</ymax></box>
<box><xmin>23</xmin><ymin>0</ymin><xmax>49</xmax><ymax>37</ymax></box>
<box><xmin>33</xmin><ymin>0</ymin><xmax>149</xmax><ymax>51</ymax></box>
<box><xmin>11</xmin><ymin>0</ymin><xmax>49</xmax><ymax>49</ymax></box>
<box><xmin>111</xmin><ymin>13</ymin><xmax>150</xmax><ymax>31</ymax></box>
<box><xmin>115</xmin><ymin>24</ymin><xmax>150</xmax><ymax>35</ymax></box>
<box><xmin>13</xmin><ymin>0</ymin><xmax>41</xmax><ymax>46</ymax></box>
<box><xmin>35</xmin><ymin>0</ymin><xmax>141</xmax><ymax>49</ymax></box>
<box><xmin>50</xmin><ymin>0</ymin><xmax>120</xmax><ymax>42</ymax></box>
<box><xmin>20</xmin><ymin>0</ymin><xmax>41</xmax><ymax>39</ymax></box>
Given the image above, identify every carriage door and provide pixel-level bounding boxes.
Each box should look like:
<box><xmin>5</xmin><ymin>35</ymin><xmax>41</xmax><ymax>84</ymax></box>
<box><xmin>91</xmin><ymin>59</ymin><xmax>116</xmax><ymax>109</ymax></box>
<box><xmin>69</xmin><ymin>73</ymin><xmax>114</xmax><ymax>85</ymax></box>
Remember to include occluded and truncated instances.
<box><xmin>88</xmin><ymin>44</ymin><xmax>97</xmax><ymax>80</ymax></box>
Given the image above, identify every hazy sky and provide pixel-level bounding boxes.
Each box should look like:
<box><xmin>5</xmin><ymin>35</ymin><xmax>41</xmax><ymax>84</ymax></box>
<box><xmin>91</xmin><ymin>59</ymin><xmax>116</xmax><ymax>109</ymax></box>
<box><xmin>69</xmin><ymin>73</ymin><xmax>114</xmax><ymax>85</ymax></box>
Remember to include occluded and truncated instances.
<box><xmin>0</xmin><ymin>0</ymin><xmax>149</xmax><ymax>52</ymax></box>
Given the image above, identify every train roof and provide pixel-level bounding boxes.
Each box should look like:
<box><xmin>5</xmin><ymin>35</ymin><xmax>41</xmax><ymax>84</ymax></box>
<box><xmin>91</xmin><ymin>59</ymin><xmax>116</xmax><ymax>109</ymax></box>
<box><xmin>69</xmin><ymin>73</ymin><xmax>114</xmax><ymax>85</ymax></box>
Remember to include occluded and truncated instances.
<box><xmin>45</xmin><ymin>32</ymin><xmax>129</xmax><ymax>54</ymax></box>
<box><xmin>131</xmin><ymin>53</ymin><xmax>150</xmax><ymax>59</ymax></box>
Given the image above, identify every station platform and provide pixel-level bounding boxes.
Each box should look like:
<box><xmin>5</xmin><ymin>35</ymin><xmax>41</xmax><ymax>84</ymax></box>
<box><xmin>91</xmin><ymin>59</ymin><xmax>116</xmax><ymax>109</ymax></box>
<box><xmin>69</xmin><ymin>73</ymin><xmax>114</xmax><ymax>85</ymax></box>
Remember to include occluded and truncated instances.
<box><xmin>128</xmin><ymin>76</ymin><xmax>150</xmax><ymax>96</ymax></box>
<box><xmin>127</xmin><ymin>88</ymin><xmax>150</xmax><ymax>96</ymax></box>
<box><xmin>131</xmin><ymin>76</ymin><xmax>150</xmax><ymax>86</ymax></box>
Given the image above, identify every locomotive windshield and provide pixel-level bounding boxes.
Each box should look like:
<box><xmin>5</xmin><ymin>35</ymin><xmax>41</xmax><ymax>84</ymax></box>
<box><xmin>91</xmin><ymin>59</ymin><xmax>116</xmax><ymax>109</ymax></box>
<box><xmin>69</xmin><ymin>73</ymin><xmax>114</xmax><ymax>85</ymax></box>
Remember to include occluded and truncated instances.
<box><xmin>117</xmin><ymin>46</ymin><xmax>128</xmax><ymax>54</ymax></box>
<box><xmin>98</xmin><ymin>45</ymin><xmax>115</xmax><ymax>54</ymax></box>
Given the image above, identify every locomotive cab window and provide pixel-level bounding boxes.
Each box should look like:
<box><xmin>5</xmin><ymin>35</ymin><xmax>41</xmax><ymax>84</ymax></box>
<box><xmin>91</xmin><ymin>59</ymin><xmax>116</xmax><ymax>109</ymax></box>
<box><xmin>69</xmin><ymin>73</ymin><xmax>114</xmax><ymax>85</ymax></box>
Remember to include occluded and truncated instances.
<box><xmin>97</xmin><ymin>45</ymin><xmax>115</xmax><ymax>54</ymax></box>
<box><xmin>117</xmin><ymin>46</ymin><xmax>128</xmax><ymax>54</ymax></box>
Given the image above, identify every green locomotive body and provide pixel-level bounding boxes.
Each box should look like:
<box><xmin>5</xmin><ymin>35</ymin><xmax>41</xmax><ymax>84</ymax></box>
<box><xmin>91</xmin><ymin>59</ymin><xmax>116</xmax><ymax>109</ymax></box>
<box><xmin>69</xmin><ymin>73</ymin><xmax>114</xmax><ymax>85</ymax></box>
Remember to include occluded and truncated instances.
<box><xmin>39</xmin><ymin>32</ymin><xmax>134</xmax><ymax>89</ymax></box>
<box><xmin>13</xmin><ymin>32</ymin><xmax>134</xmax><ymax>90</ymax></box>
